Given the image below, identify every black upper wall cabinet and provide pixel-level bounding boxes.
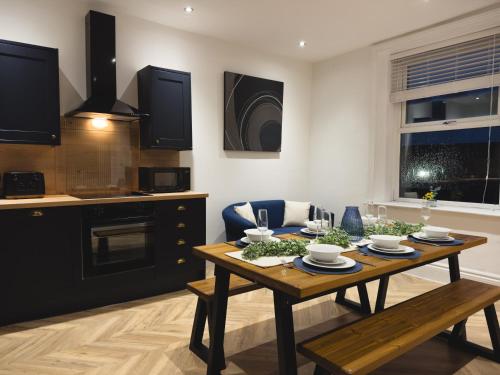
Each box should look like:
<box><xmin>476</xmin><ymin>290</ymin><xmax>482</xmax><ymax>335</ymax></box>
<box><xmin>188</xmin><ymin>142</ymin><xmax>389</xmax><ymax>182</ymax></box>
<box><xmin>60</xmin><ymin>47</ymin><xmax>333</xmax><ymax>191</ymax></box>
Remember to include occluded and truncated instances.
<box><xmin>138</xmin><ymin>66</ymin><xmax>192</xmax><ymax>150</ymax></box>
<box><xmin>0</xmin><ymin>39</ymin><xmax>60</xmax><ymax>145</ymax></box>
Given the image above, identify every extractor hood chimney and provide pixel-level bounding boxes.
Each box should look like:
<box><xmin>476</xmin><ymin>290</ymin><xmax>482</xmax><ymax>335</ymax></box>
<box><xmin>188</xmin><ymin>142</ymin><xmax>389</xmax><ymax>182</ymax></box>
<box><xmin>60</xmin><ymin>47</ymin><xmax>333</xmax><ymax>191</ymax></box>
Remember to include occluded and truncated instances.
<box><xmin>65</xmin><ymin>10</ymin><xmax>148</xmax><ymax>121</ymax></box>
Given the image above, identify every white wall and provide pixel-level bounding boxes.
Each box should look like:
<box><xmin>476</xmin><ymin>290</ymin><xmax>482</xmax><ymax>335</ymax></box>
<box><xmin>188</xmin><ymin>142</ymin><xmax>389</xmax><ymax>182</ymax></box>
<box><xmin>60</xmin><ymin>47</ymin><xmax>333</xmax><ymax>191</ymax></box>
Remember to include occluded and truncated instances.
<box><xmin>308</xmin><ymin>48</ymin><xmax>375</xmax><ymax>222</ymax></box>
<box><xmin>0</xmin><ymin>0</ymin><xmax>313</xmax><ymax>243</ymax></box>
<box><xmin>307</xmin><ymin>9</ymin><xmax>500</xmax><ymax>282</ymax></box>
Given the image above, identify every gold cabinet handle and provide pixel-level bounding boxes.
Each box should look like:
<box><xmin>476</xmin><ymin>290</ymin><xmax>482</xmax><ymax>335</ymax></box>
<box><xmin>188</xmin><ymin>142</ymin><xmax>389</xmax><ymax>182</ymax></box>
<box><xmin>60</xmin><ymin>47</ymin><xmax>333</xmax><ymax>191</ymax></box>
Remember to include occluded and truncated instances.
<box><xmin>177</xmin><ymin>205</ymin><xmax>186</xmax><ymax>211</ymax></box>
<box><xmin>177</xmin><ymin>239</ymin><xmax>186</xmax><ymax>246</ymax></box>
<box><xmin>176</xmin><ymin>222</ymin><xmax>186</xmax><ymax>229</ymax></box>
<box><xmin>31</xmin><ymin>210</ymin><xmax>44</xmax><ymax>217</ymax></box>
<box><xmin>177</xmin><ymin>258</ymin><xmax>186</xmax><ymax>265</ymax></box>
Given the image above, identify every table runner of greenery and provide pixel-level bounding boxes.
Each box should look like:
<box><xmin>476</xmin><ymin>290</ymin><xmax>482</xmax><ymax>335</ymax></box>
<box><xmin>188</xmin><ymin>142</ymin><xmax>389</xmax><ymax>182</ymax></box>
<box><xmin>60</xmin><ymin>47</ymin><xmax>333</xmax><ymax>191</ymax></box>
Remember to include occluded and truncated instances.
<box><xmin>240</xmin><ymin>221</ymin><xmax>423</xmax><ymax>260</ymax></box>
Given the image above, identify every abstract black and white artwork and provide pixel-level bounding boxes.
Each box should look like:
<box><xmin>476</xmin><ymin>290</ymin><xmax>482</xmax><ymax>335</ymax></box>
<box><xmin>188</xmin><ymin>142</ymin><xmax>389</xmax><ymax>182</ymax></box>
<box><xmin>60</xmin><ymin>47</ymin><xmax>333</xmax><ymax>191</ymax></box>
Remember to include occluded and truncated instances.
<box><xmin>224</xmin><ymin>72</ymin><xmax>283</xmax><ymax>151</ymax></box>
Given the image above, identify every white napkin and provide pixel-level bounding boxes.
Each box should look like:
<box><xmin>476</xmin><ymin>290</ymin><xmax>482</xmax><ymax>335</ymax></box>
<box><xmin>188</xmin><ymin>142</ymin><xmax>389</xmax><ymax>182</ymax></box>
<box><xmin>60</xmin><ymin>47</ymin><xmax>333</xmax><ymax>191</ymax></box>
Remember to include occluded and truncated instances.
<box><xmin>225</xmin><ymin>251</ymin><xmax>297</xmax><ymax>268</ymax></box>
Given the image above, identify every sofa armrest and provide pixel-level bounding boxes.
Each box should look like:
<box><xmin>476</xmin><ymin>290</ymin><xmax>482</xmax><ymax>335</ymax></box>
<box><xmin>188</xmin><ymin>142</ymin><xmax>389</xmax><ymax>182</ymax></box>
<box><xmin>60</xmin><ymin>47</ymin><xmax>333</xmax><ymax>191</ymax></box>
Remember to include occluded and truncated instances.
<box><xmin>222</xmin><ymin>205</ymin><xmax>256</xmax><ymax>241</ymax></box>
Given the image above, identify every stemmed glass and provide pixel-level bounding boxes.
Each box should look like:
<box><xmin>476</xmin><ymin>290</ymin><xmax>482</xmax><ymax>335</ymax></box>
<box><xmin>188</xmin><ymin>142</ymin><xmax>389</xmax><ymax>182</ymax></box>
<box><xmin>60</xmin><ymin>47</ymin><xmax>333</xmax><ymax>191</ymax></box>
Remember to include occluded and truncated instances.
<box><xmin>322</xmin><ymin>211</ymin><xmax>332</xmax><ymax>232</ymax></box>
<box><xmin>257</xmin><ymin>209</ymin><xmax>268</xmax><ymax>242</ymax></box>
<box><xmin>377</xmin><ymin>205</ymin><xmax>387</xmax><ymax>224</ymax></box>
<box><xmin>421</xmin><ymin>204</ymin><xmax>431</xmax><ymax>225</ymax></box>
<box><xmin>314</xmin><ymin>206</ymin><xmax>324</xmax><ymax>239</ymax></box>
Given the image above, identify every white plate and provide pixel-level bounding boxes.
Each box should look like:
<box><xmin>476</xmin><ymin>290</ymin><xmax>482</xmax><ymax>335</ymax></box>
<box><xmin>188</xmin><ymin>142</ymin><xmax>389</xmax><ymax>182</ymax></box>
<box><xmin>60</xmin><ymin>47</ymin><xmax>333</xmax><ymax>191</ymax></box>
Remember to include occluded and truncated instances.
<box><xmin>368</xmin><ymin>244</ymin><xmax>415</xmax><ymax>254</ymax></box>
<box><xmin>306</xmin><ymin>256</ymin><xmax>346</xmax><ymax>266</ymax></box>
<box><xmin>301</xmin><ymin>228</ymin><xmax>327</xmax><ymax>235</ymax></box>
<box><xmin>240</xmin><ymin>236</ymin><xmax>281</xmax><ymax>244</ymax></box>
<box><xmin>412</xmin><ymin>232</ymin><xmax>454</xmax><ymax>242</ymax></box>
<box><xmin>303</xmin><ymin>255</ymin><xmax>356</xmax><ymax>269</ymax></box>
<box><xmin>369</xmin><ymin>243</ymin><xmax>406</xmax><ymax>252</ymax></box>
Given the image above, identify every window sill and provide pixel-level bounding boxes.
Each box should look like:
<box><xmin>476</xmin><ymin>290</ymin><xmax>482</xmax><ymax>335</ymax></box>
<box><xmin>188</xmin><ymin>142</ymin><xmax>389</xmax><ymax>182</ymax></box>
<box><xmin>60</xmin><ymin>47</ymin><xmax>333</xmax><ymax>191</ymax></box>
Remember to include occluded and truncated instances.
<box><xmin>375</xmin><ymin>201</ymin><xmax>500</xmax><ymax>219</ymax></box>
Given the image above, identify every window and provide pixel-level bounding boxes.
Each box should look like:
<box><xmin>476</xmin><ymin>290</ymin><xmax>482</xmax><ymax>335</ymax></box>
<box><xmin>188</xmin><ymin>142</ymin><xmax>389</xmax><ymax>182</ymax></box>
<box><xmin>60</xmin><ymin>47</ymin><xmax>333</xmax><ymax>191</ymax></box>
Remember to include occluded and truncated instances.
<box><xmin>400</xmin><ymin>127</ymin><xmax>500</xmax><ymax>204</ymax></box>
<box><xmin>405</xmin><ymin>88</ymin><xmax>498</xmax><ymax>124</ymax></box>
<box><xmin>391</xmin><ymin>30</ymin><xmax>500</xmax><ymax>206</ymax></box>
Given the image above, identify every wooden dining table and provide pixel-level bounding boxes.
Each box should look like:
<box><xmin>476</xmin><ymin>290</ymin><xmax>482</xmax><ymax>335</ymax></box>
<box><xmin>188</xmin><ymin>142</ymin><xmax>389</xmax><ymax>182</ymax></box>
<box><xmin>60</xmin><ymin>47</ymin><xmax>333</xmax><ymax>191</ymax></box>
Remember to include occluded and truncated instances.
<box><xmin>192</xmin><ymin>233</ymin><xmax>487</xmax><ymax>375</ymax></box>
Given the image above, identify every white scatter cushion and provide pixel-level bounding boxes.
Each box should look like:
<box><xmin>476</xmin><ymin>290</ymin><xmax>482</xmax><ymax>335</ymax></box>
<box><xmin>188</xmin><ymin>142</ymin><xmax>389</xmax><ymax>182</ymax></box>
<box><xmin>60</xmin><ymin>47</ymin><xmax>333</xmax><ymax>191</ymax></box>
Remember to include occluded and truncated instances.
<box><xmin>283</xmin><ymin>201</ymin><xmax>311</xmax><ymax>227</ymax></box>
<box><xmin>234</xmin><ymin>202</ymin><xmax>257</xmax><ymax>225</ymax></box>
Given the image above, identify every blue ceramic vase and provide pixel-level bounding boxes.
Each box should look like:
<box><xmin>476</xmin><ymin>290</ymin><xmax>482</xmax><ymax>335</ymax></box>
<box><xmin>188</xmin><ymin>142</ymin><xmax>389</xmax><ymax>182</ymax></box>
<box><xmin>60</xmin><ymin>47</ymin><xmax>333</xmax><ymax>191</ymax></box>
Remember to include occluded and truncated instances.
<box><xmin>340</xmin><ymin>206</ymin><xmax>364</xmax><ymax>241</ymax></box>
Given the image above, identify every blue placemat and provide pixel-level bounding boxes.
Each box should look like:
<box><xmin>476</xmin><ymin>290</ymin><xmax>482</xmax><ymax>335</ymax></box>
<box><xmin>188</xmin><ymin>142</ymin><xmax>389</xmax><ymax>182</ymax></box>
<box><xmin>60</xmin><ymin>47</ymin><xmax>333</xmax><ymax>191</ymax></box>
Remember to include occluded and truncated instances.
<box><xmin>234</xmin><ymin>239</ymin><xmax>248</xmax><ymax>248</ymax></box>
<box><xmin>359</xmin><ymin>245</ymin><xmax>421</xmax><ymax>260</ymax></box>
<box><xmin>293</xmin><ymin>257</ymin><xmax>363</xmax><ymax>275</ymax></box>
<box><xmin>294</xmin><ymin>229</ymin><xmax>325</xmax><ymax>239</ymax></box>
<box><xmin>407</xmin><ymin>235</ymin><xmax>464</xmax><ymax>246</ymax></box>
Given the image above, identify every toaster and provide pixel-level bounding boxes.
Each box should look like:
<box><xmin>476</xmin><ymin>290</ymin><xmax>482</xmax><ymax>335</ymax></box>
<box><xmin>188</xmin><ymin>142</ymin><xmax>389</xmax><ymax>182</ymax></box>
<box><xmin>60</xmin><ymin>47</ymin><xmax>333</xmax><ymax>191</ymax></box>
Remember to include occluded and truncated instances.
<box><xmin>2</xmin><ymin>171</ymin><xmax>45</xmax><ymax>199</ymax></box>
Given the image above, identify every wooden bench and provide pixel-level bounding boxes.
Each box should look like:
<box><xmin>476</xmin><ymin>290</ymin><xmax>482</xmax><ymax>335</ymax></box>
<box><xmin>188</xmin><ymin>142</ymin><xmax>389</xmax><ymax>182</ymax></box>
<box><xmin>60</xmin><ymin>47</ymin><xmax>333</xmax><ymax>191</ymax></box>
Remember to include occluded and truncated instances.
<box><xmin>297</xmin><ymin>279</ymin><xmax>500</xmax><ymax>375</ymax></box>
<box><xmin>187</xmin><ymin>275</ymin><xmax>262</xmax><ymax>365</ymax></box>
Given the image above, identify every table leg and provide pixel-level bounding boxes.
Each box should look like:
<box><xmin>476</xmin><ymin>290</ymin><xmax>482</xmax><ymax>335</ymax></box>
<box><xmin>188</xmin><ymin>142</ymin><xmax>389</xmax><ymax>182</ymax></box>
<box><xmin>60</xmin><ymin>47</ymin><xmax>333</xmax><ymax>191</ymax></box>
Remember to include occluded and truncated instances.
<box><xmin>335</xmin><ymin>286</ymin><xmax>371</xmax><ymax>314</ymax></box>
<box><xmin>206</xmin><ymin>266</ymin><xmax>230</xmax><ymax>375</ymax></box>
<box><xmin>273</xmin><ymin>291</ymin><xmax>297</xmax><ymax>375</ymax></box>
<box><xmin>448</xmin><ymin>254</ymin><xmax>461</xmax><ymax>282</ymax></box>
<box><xmin>357</xmin><ymin>283</ymin><xmax>371</xmax><ymax>314</ymax></box>
<box><xmin>447</xmin><ymin>255</ymin><xmax>467</xmax><ymax>340</ymax></box>
<box><xmin>375</xmin><ymin>276</ymin><xmax>390</xmax><ymax>313</ymax></box>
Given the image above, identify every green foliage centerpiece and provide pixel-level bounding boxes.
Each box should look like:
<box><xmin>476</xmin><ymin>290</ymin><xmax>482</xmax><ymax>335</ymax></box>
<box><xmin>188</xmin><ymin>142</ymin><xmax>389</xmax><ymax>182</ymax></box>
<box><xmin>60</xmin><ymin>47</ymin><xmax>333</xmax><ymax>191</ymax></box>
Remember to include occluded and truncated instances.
<box><xmin>241</xmin><ymin>239</ymin><xmax>308</xmax><ymax>260</ymax></box>
<box><xmin>316</xmin><ymin>227</ymin><xmax>351</xmax><ymax>248</ymax></box>
<box><xmin>364</xmin><ymin>220</ymin><xmax>423</xmax><ymax>237</ymax></box>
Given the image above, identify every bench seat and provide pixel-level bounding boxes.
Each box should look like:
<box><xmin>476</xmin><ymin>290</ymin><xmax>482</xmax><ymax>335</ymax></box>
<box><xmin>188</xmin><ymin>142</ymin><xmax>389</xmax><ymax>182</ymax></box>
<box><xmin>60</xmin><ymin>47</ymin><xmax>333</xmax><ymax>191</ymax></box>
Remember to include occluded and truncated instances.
<box><xmin>188</xmin><ymin>275</ymin><xmax>262</xmax><ymax>365</ymax></box>
<box><xmin>297</xmin><ymin>279</ymin><xmax>500</xmax><ymax>375</ymax></box>
<box><xmin>187</xmin><ymin>274</ymin><xmax>261</xmax><ymax>301</ymax></box>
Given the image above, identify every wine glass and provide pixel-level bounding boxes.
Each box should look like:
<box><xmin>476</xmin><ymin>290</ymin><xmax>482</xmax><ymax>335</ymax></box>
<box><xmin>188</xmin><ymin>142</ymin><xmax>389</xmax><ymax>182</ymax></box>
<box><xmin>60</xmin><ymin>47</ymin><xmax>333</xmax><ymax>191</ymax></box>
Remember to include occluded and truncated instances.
<box><xmin>314</xmin><ymin>205</ymin><xmax>324</xmax><ymax>239</ymax></box>
<box><xmin>257</xmin><ymin>209</ymin><xmax>268</xmax><ymax>242</ymax></box>
<box><xmin>365</xmin><ymin>201</ymin><xmax>375</xmax><ymax>223</ymax></box>
<box><xmin>322</xmin><ymin>211</ymin><xmax>331</xmax><ymax>232</ymax></box>
<box><xmin>377</xmin><ymin>205</ymin><xmax>387</xmax><ymax>224</ymax></box>
<box><xmin>421</xmin><ymin>204</ymin><xmax>431</xmax><ymax>225</ymax></box>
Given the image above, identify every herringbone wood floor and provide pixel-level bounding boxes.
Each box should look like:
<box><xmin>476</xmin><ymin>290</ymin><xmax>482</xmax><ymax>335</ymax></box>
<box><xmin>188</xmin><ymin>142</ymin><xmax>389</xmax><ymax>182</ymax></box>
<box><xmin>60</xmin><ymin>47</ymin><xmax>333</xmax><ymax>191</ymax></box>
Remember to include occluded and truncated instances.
<box><xmin>0</xmin><ymin>268</ymin><xmax>498</xmax><ymax>374</ymax></box>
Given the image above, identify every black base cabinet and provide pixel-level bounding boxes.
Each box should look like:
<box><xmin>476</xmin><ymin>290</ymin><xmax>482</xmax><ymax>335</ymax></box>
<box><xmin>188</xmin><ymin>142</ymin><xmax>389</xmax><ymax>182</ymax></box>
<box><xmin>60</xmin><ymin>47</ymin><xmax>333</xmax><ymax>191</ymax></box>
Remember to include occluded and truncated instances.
<box><xmin>0</xmin><ymin>207</ymin><xmax>81</xmax><ymax>325</ymax></box>
<box><xmin>0</xmin><ymin>199</ymin><xmax>206</xmax><ymax>326</ymax></box>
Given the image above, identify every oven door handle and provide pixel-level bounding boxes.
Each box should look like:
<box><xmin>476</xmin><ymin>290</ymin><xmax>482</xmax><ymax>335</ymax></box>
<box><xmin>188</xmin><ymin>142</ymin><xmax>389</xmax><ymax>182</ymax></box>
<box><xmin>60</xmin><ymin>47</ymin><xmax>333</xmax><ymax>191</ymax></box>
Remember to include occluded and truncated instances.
<box><xmin>93</xmin><ymin>222</ymin><xmax>154</xmax><ymax>238</ymax></box>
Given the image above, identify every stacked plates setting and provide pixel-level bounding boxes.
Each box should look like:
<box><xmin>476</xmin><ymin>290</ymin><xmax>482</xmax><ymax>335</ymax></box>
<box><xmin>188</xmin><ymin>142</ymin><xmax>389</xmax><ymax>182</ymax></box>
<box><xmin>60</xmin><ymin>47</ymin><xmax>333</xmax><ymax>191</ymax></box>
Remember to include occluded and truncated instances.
<box><xmin>300</xmin><ymin>228</ymin><xmax>326</xmax><ymax>236</ymax></box>
<box><xmin>412</xmin><ymin>232</ymin><xmax>454</xmax><ymax>242</ymax></box>
<box><xmin>302</xmin><ymin>255</ymin><xmax>356</xmax><ymax>269</ymax></box>
<box><xmin>240</xmin><ymin>236</ymin><xmax>281</xmax><ymax>244</ymax></box>
<box><xmin>367</xmin><ymin>243</ymin><xmax>415</xmax><ymax>255</ymax></box>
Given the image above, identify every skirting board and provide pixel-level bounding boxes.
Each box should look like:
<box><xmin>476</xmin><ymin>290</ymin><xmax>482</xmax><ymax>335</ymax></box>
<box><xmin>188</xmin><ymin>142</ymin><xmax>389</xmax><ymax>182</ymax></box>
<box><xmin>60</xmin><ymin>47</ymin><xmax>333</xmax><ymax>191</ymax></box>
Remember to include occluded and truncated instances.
<box><xmin>405</xmin><ymin>263</ymin><xmax>500</xmax><ymax>286</ymax></box>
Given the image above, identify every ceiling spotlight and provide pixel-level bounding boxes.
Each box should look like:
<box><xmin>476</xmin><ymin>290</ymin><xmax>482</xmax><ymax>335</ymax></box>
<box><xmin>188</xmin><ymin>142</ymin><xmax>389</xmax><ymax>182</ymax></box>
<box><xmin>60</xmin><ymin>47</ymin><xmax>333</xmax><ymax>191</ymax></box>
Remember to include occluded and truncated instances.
<box><xmin>184</xmin><ymin>6</ymin><xmax>194</xmax><ymax>14</ymax></box>
<box><xmin>475</xmin><ymin>97</ymin><xmax>480</xmax><ymax>100</ymax></box>
<box><xmin>299</xmin><ymin>40</ymin><xmax>306</xmax><ymax>48</ymax></box>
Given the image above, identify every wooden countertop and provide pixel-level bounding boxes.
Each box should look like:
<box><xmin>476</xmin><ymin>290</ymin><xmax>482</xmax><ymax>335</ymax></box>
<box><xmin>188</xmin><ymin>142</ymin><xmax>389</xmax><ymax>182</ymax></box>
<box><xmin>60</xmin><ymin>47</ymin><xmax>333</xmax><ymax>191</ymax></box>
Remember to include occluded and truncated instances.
<box><xmin>0</xmin><ymin>191</ymin><xmax>209</xmax><ymax>210</ymax></box>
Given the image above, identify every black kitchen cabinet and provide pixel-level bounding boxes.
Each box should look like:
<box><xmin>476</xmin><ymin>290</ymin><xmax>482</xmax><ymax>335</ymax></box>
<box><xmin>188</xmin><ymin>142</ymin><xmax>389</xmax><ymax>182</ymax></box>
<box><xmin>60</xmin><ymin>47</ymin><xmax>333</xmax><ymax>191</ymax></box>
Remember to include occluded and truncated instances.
<box><xmin>0</xmin><ymin>207</ymin><xmax>80</xmax><ymax>324</ymax></box>
<box><xmin>138</xmin><ymin>66</ymin><xmax>192</xmax><ymax>150</ymax></box>
<box><xmin>0</xmin><ymin>197</ymin><xmax>206</xmax><ymax>326</ymax></box>
<box><xmin>0</xmin><ymin>39</ymin><xmax>60</xmax><ymax>145</ymax></box>
<box><xmin>155</xmin><ymin>199</ymin><xmax>206</xmax><ymax>290</ymax></box>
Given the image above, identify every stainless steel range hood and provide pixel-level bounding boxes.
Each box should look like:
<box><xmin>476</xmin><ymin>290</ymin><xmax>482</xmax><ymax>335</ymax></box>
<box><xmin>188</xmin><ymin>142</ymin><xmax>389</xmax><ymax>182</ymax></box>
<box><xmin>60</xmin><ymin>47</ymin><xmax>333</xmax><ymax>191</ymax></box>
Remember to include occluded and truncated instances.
<box><xmin>65</xmin><ymin>10</ymin><xmax>148</xmax><ymax>121</ymax></box>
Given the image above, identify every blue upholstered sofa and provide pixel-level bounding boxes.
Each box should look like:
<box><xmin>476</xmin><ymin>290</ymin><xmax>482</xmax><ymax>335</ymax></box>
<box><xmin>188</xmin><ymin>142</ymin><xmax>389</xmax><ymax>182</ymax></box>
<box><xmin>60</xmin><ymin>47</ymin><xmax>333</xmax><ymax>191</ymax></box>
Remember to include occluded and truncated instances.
<box><xmin>222</xmin><ymin>200</ymin><xmax>334</xmax><ymax>241</ymax></box>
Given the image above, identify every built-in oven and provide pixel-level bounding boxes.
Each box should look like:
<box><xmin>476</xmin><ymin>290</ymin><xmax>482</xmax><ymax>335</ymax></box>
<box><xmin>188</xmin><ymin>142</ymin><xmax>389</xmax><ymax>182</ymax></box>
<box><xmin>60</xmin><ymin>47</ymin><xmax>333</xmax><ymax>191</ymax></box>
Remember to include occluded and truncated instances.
<box><xmin>81</xmin><ymin>203</ymin><xmax>156</xmax><ymax>278</ymax></box>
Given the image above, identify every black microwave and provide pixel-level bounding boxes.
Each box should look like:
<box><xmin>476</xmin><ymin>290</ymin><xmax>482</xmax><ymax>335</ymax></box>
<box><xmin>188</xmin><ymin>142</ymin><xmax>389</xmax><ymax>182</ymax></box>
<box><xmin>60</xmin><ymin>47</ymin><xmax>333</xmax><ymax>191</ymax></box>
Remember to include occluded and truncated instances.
<box><xmin>139</xmin><ymin>167</ymin><xmax>190</xmax><ymax>193</ymax></box>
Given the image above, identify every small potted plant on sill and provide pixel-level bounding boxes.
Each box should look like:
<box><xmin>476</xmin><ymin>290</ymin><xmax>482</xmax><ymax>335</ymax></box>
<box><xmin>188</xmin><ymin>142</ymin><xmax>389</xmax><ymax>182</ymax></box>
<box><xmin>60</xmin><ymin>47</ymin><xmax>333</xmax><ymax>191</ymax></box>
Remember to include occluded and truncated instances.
<box><xmin>423</xmin><ymin>186</ymin><xmax>440</xmax><ymax>207</ymax></box>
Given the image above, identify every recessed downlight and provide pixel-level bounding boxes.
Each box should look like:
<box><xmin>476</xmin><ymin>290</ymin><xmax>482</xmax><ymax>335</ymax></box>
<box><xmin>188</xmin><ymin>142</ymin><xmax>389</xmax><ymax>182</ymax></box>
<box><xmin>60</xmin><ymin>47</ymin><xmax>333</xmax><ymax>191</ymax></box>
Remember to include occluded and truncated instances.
<box><xmin>299</xmin><ymin>40</ymin><xmax>306</xmax><ymax>48</ymax></box>
<box><xmin>184</xmin><ymin>6</ymin><xmax>194</xmax><ymax>14</ymax></box>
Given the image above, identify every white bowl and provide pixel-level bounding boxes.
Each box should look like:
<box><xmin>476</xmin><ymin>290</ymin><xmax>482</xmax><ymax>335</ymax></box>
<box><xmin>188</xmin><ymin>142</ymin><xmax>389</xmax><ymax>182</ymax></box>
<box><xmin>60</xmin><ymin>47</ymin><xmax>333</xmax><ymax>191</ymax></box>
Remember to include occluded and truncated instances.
<box><xmin>244</xmin><ymin>228</ymin><xmax>274</xmax><ymax>242</ymax></box>
<box><xmin>369</xmin><ymin>235</ymin><xmax>401</xmax><ymax>249</ymax></box>
<box><xmin>306</xmin><ymin>244</ymin><xmax>342</xmax><ymax>263</ymax></box>
<box><xmin>423</xmin><ymin>226</ymin><xmax>450</xmax><ymax>239</ymax></box>
<box><xmin>305</xmin><ymin>220</ymin><xmax>328</xmax><ymax>232</ymax></box>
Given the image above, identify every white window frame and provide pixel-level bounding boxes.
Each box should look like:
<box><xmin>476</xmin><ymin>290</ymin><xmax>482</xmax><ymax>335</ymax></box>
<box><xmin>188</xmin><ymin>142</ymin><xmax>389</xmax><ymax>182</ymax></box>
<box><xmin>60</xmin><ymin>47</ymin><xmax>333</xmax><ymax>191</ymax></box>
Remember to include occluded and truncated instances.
<box><xmin>395</xmin><ymin>85</ymin><xmax>500</xmax><ymax>210</ymax></box>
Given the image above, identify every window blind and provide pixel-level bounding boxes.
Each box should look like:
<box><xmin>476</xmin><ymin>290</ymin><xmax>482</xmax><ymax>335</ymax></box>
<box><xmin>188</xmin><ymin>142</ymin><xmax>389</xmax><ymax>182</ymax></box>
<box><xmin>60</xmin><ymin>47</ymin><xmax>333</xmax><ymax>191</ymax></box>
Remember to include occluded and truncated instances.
<box><xmin>391</xmin><ymin>33</ymin><xmax>500</xmax><ymax>103</ymax></box>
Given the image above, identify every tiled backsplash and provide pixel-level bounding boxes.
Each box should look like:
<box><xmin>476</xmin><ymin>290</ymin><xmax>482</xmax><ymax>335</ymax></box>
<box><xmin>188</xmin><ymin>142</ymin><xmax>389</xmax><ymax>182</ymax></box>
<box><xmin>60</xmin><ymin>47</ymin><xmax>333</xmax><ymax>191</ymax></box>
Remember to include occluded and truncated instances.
<box><xmin>0</xmin><ymin>118</ymin><xmax>179</xmax><ymax>195</ymax></box>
